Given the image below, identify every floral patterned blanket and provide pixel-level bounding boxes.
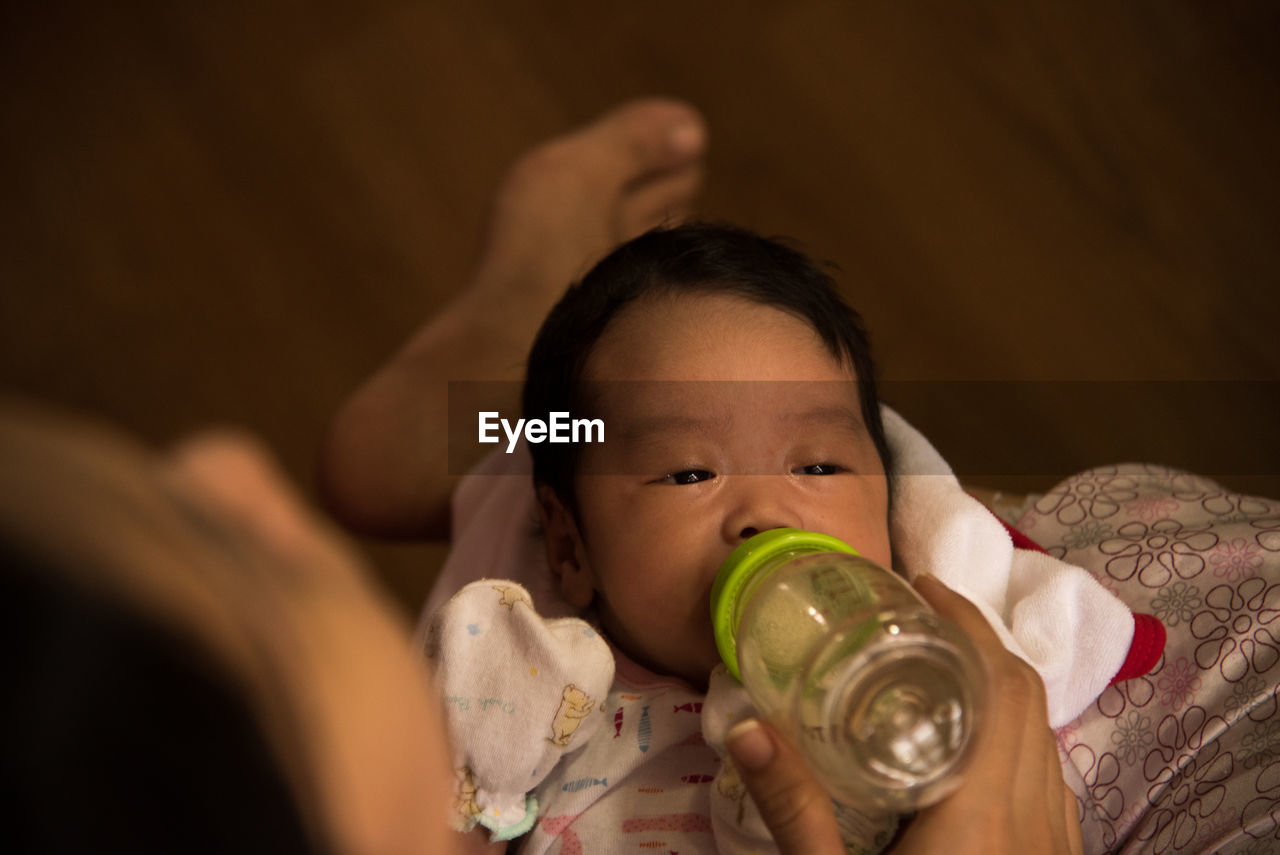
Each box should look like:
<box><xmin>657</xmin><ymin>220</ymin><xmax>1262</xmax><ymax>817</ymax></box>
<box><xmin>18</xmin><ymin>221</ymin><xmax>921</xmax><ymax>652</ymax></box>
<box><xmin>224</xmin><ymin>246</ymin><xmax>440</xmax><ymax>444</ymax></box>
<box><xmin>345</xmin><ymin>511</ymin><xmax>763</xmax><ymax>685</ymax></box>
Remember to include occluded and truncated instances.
<box><xmin>1010</xmin><ymin>464</ymin><xmax>1279</xmax><ymax>854</ymax></box>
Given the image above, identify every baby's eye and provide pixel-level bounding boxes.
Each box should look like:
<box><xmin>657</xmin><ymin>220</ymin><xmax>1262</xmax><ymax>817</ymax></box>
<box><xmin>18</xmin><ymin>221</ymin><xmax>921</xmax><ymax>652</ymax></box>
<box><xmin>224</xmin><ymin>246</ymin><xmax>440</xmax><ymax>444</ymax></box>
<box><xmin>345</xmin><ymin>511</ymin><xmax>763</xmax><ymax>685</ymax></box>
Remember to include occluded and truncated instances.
<box><xmin>795</xmin><ymin>463</ymin><xmax>845</xmax><ymax>476</ymax></box>
<box><xmin>661</xmin><ymin>469</ymin><xmax>716</xmax><ymax>485</ymax></box>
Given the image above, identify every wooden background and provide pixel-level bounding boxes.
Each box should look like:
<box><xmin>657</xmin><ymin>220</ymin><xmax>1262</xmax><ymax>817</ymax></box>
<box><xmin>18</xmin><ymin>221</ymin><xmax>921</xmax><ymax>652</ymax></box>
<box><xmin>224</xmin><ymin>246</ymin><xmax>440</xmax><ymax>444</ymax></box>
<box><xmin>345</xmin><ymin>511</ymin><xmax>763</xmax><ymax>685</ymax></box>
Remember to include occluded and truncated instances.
<box><xmin>2</xmin><ymin>1</ymin><xmax>1276</xmax><ymax>612</ymax></box>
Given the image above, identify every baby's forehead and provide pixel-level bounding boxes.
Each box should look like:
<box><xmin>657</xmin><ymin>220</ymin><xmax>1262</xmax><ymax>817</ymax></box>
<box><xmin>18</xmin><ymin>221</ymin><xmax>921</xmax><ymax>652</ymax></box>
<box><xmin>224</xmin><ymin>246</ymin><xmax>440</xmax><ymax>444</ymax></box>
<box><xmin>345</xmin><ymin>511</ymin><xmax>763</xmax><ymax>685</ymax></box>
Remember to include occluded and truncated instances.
<box><xmin>592</xmin><ymin>378</ymin><xmax>861</xmax><ymax>412</ymax></box>
<box><xmin>583</xmin><ymin>292</ymin><xmax>855</xmax><ymax>385</ymax></box>
<box><xmin>584</xmin><ymin>381</ymin><xmax>870</xmax><ymax>455</ymax></box>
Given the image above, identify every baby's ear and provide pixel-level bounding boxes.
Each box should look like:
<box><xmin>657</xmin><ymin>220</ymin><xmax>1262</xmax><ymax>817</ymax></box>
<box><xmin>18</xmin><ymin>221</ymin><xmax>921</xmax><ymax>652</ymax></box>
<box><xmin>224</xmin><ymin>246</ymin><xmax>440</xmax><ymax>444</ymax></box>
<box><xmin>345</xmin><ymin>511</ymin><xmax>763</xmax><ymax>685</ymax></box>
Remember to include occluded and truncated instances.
<box><xmin>536</xmin><ymin>485</ymin><xmax>595</xmax><ymax>609</ymax></box>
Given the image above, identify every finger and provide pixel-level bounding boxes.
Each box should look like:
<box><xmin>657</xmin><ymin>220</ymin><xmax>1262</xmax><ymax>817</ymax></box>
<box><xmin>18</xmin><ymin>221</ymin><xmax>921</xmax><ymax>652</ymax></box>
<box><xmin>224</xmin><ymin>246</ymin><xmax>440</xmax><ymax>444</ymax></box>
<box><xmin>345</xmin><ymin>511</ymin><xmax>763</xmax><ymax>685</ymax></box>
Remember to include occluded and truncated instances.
<box><xmin>1041</xmin><ymin>726</ymin><xmax>1085</xmax><ymax>855</ymax></box>
<box><xmin>913</xmin><ymin>574</ymin><xmax>1003</xmax><ymax>650</ymax></box>
<box><xmin>915</xmin><ymin>574</ymin><xmax>1052</xmax><ymax>771</ymax></box>
<box><xmin>915</xmin><ymin>574</ymin><xmax>1051</xmax><ymax>715</ymax></box>
<box><xmin>916</xmin><ymin>576</ymin><xmax>1083</xmax><ymax>853</ymax></box>
<box><xmin>1063</xmin><ymin>785</ymin><xmax>1084</xmax><ymax>855</ymax></box>
<box><xmin>1033</xmin><ymin>722</ymin><xmax>1066</xmax><ymax>847</ymax></box>
<box><xmin>725</xmin><ymin>718</ymin><xmax>844</xmax><ymax>855</ymax></box>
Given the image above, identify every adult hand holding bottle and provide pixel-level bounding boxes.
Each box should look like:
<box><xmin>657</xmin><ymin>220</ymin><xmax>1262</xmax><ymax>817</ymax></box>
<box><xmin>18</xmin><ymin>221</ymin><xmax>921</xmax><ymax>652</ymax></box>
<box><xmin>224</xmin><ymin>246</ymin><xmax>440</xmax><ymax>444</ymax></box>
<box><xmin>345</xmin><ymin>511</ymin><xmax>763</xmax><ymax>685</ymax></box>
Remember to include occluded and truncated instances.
<box><xmin>725</xmin><ymin>575</ymin><xmax>1084</xmax><ymax>855</ymax></box>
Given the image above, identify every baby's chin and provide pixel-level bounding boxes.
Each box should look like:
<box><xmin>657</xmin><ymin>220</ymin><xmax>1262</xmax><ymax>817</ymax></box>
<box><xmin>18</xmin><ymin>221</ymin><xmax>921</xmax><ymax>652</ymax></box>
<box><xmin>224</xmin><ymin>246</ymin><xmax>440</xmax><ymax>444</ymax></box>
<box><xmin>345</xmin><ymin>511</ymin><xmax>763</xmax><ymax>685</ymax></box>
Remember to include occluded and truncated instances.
<box><xmin>604</xmin><ymin>613</ymin><xmax>722</xmax><ymax>690</ymax></box>
<box><xmin>662</xmin><ymin>647</ymin><xmax>725</xmax><ymax>692</ymax></box>
<box><xmin>617</xmin><ymin>640</ymin><xmax>719</xmax><ymax>691</ymax></box>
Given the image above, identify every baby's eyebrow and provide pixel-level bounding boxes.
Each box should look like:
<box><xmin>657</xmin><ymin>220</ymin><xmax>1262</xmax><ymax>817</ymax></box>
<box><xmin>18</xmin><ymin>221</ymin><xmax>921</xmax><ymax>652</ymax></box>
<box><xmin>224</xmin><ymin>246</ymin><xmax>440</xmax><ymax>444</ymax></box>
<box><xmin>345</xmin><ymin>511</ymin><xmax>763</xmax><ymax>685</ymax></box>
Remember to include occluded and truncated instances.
<box><xmin>614</xmin><ymin>413</ymin><xmax>730</xmax><ymax>446</ymax></box>
<box><xmin>613</xmin><ymin>405</ymin><xmax>865</xmax><ymax>447</ymax></box>
<box><xmin>782</xmin><ymin>405</ymin><xmax>868</xmax><ymax>436</ymax></box>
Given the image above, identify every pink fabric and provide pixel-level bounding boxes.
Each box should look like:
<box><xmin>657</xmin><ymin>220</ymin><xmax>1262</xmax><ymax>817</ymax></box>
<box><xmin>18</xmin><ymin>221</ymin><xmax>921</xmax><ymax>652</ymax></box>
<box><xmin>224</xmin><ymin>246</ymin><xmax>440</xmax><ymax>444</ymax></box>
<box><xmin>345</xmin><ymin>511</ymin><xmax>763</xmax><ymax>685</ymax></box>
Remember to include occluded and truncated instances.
<box><xmin>1022</xmin><ymin>464</ymin><xmax>1280</xmax><ymax>853</ymax></box>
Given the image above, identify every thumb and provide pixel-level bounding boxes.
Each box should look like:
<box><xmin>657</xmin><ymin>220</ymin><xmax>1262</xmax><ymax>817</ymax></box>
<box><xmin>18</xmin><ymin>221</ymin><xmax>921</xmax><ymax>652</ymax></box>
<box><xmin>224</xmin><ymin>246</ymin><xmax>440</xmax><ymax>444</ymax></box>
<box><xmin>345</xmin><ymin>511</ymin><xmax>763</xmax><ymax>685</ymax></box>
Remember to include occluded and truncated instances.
<box><xmin>725</xmin><ymin>718</ymin><xmax>845</xmax><ymax>855</ymax></box>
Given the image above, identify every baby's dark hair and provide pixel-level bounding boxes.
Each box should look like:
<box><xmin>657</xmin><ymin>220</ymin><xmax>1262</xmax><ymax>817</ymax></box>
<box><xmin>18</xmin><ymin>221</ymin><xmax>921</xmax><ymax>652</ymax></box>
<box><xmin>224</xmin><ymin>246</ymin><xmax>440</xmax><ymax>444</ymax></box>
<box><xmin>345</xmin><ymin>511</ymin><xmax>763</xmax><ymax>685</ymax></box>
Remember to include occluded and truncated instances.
<box><xmin>522</xmin><ymin>222</ymin><xmax>891</xmax><ymax>515</ymax></box>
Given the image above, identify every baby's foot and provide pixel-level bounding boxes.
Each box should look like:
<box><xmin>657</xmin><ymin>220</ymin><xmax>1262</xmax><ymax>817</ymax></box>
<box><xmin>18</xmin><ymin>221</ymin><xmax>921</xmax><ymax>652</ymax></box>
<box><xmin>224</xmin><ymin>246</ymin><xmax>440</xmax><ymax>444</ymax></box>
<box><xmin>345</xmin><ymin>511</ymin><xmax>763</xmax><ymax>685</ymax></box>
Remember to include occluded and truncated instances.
<box><xmin>465</xmin><ymin>98</ymin><xmax>707</xmax><ymax>336</ymax></box>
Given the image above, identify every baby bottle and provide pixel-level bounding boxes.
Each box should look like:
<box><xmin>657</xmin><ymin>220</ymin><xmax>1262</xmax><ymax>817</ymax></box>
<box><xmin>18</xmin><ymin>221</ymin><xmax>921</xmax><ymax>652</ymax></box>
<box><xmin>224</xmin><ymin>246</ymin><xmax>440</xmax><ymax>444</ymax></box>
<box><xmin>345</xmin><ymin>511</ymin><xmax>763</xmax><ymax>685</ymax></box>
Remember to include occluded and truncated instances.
<box><xmin>711</xmin><ymin>528</ymin><xmax>985</xmax><ymax>812</ymax></box>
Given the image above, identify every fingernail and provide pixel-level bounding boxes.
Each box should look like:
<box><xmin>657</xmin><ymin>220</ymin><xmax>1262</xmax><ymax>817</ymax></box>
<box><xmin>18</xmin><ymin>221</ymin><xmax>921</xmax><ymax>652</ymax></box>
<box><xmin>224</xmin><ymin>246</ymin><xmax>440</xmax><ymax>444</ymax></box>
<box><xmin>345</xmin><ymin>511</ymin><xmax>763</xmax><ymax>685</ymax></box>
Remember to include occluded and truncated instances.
<box><xmin>726</xmin><ymin>718</ymin><xmax>774</xmax><ymax>771</ymax></box>
<box><xmin>667</xmin><ymin>120</ymin><xmax>704</xmax><ymax>155</ymax></box>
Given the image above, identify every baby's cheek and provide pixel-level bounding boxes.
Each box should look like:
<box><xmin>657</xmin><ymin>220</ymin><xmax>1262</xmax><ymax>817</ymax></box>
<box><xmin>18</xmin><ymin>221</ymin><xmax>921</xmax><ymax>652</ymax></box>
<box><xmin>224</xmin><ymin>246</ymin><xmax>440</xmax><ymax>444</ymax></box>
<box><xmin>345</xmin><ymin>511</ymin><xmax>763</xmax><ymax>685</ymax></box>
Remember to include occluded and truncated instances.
<box><xmin>862</xmin><ymin>529</ymin><xmax>893</xmax><ymax>569</ymax></box>
<box><xmin>835</xmin><ymin>494</ymin><xmax>892</xmax><ymax>565</ymax></box>
<box><xmin>820</xmin><ymin>516</ymin><xmax>891</xmax><ymax>567</ymax></box>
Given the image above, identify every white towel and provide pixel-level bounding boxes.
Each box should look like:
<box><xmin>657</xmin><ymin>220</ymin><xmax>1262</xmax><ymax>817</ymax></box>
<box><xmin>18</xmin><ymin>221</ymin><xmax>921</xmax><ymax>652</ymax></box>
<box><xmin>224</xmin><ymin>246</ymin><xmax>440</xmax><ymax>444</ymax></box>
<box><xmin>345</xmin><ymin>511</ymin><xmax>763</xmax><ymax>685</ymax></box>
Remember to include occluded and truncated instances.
<box><xmin>883</xmin><ymin>407</ymin><xmax>1137</xmax><ymax>727</ymax></box>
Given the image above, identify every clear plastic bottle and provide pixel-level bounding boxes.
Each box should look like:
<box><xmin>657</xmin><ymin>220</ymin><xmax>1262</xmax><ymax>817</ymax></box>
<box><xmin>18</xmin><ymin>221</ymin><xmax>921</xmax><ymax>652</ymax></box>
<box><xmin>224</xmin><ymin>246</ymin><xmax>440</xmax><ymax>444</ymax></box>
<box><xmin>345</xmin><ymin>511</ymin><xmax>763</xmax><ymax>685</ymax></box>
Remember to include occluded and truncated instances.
<box><xmin>711</xmin><ymin>528</ymin><xmax>986</xmax><ymax>812</ymax></box>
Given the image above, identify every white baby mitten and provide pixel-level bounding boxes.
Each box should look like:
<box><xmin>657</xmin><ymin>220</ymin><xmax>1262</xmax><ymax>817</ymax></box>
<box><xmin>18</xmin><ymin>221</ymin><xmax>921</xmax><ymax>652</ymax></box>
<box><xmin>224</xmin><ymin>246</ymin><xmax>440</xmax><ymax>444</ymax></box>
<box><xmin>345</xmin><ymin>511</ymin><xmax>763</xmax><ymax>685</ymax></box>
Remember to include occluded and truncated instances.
<box><xmin>426</xmin><ymin>580</ymin><xmax>614</xmax><ymax>840</ymax></box>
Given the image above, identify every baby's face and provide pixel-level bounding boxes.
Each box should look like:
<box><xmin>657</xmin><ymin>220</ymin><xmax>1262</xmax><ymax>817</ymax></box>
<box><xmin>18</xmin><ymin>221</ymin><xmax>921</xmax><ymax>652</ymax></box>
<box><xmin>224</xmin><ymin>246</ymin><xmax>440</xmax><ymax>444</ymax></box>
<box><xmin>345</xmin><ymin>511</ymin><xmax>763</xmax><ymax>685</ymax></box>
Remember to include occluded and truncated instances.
<box><xmin>551</xmin><ymin>292</ymin><xmax>891</xmax><ymax>688</ymax></box>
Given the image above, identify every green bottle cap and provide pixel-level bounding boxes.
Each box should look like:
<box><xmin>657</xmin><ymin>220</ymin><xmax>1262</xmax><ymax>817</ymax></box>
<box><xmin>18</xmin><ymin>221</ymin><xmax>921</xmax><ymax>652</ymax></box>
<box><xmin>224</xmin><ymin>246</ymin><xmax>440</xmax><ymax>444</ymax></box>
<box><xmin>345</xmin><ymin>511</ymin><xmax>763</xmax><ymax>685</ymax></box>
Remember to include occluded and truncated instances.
<box><xmin>710</xmin><ymin>528</ymin><xmax>859</xmax><ymax>681</ymax></box>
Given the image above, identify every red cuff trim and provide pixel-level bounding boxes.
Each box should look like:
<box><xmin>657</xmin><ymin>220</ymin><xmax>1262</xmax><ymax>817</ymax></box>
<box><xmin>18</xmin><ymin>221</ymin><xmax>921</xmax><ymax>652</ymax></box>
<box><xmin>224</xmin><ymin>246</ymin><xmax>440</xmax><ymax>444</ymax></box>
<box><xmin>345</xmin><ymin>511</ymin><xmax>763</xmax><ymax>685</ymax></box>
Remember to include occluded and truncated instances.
<box><xmin>1109</xmin><ymin>613</ymin><xmax>1166</xmax><ymax>685</ymax></box>
<box><xmin>998</xmin><ymin>518</ymin><xmax>1048</xmax><ymax>555</ymax></box>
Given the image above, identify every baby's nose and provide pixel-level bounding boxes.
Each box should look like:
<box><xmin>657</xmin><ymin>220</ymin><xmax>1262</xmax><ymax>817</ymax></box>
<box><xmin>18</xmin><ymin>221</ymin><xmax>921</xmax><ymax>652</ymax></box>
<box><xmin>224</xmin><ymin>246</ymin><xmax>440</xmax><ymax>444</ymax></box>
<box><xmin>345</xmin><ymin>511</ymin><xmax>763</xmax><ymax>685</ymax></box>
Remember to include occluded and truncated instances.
<box><xmin>722</xmin><ymin>477</ymin><xmax>803</xmax><ymax>543</ymax></box>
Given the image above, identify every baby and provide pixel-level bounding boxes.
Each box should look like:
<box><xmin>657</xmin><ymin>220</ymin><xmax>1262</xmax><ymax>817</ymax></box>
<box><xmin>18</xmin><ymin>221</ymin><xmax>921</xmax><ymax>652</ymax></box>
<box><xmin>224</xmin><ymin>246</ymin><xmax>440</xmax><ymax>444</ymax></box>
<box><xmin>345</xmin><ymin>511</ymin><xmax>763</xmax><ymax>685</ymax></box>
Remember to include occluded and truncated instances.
<box><xmin>426</xmin><ymin>223</ymin><xmax>1160</xmax><ymax>854</ymax></box>
<box><xmin>523</xmin><ymin>223</ymin><xmax>896</xmax><ymax>689</ymax></box>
